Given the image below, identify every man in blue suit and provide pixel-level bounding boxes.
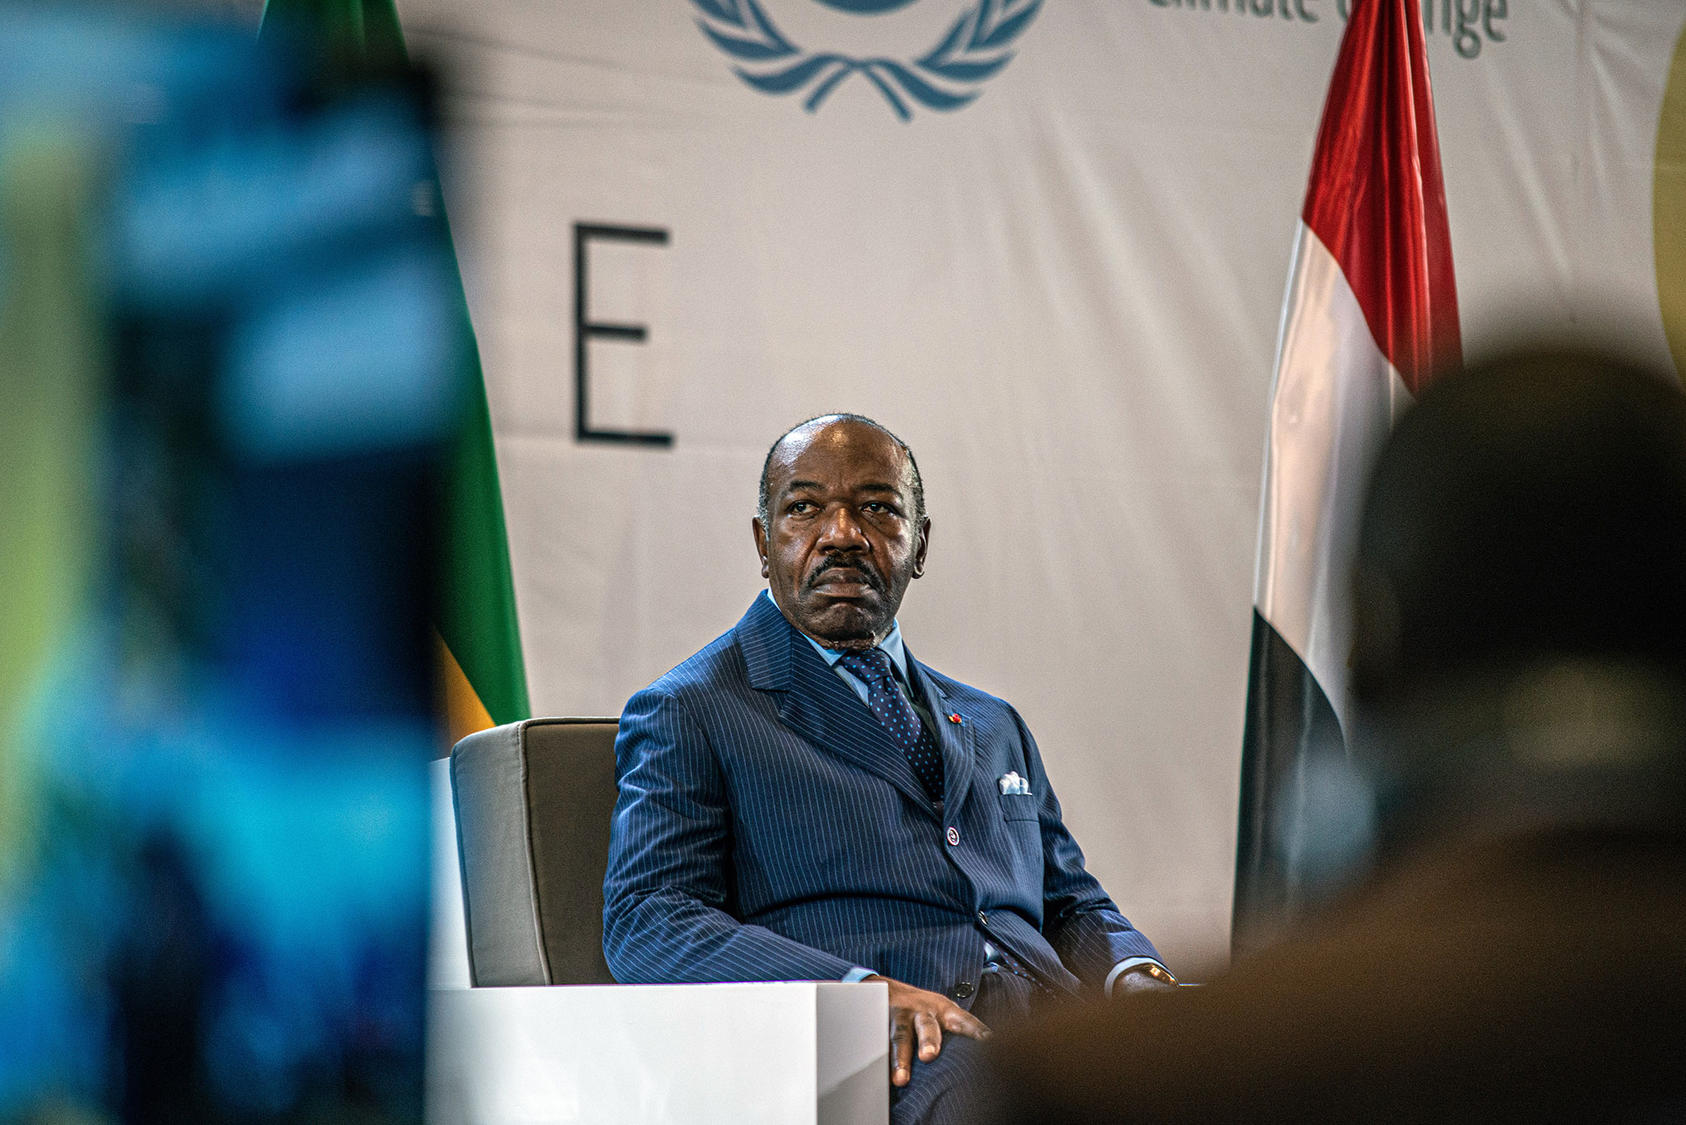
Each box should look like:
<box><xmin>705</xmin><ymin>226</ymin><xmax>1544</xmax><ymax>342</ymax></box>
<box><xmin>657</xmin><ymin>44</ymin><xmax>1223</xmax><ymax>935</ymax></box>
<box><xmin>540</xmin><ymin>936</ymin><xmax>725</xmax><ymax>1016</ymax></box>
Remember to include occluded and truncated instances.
<box><xmin>603</xmin><ymin>414</ymin><xmax>1172</xmax><ymax>1122</ymax></box>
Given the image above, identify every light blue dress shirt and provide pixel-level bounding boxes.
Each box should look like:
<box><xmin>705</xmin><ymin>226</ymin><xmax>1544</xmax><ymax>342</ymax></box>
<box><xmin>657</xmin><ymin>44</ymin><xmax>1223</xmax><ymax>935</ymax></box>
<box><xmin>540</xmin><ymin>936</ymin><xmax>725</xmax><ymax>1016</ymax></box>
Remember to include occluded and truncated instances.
<box><xmin>803</xmin><ymin>620</ymin><xmax>914</xmax><ymax>708</ymax></box>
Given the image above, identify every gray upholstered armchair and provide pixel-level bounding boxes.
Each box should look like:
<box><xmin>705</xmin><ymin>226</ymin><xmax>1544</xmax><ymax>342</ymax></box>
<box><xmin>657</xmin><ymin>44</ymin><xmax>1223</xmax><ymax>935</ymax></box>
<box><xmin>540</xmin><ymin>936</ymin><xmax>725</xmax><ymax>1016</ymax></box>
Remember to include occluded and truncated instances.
<box><xmin>431</xmin><ymin>716</ymin><xmax>888</xmax><ymax>1123</ymax></box>
<box><xmin>448</xmin><ymin>717</ymin><xmax>620</xmax><ymax>987</ymax></box>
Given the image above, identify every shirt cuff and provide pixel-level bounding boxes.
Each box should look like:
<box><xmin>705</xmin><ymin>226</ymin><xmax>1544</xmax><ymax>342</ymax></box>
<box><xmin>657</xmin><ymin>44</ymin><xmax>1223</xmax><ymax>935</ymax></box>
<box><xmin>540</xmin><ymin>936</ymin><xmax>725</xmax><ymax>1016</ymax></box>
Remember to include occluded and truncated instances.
<box><xmin>842</xmin><ymin>966</ymin><xmax>878</xmax><ymax>984</ymax></box>
<box><xmin>1104</xmin><ymin>957</ymin><xmax>1169</xmax><ymax>998</ymax></box>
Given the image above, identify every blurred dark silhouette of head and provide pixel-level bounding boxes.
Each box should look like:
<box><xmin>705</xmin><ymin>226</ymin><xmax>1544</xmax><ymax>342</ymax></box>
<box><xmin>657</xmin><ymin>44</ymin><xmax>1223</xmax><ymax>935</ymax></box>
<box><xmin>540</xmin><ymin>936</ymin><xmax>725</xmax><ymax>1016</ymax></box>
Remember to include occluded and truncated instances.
<box><xmin>1350</xmin><ymin>347</ymin><xmax>1686</xmax><ymax>844</ymax></box>
<box><xmin>1352</xmin><ymin>348</ymin><xmax>1686</xmax><ymax>699</ymax></box>
<box><xmin>979</xmin><ymin>346</ymin><xmax>1686</xmax><ymax>1125</ymax></box>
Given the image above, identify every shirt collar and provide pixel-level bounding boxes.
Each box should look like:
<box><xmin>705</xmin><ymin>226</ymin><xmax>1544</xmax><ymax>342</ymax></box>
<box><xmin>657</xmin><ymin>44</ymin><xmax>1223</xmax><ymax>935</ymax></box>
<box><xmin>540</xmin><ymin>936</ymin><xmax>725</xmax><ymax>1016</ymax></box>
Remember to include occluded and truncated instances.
<box><xmin>790</xmin><ymin>604</ymin><xmax>910</xmax><ymax>681</ymax></box>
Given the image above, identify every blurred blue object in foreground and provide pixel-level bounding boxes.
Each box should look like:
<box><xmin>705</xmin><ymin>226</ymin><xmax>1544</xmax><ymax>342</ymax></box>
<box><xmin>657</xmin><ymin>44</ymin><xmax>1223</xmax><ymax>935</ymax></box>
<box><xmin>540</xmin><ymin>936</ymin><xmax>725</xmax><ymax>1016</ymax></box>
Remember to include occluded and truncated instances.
<box><xmin>0</xmin><ymin>6</ymin><xmax>463</xmax><ymax>1120</ymax></box>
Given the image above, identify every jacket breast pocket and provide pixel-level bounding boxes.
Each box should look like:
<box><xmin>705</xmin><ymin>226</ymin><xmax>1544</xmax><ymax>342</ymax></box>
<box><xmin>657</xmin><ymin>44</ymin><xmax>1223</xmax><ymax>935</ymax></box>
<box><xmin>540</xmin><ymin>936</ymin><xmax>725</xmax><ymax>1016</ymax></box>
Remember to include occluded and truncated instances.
<box><xmin>998</xmin><ymin>793</ymin><xmax>1039</xmax><ymax>822</ymax></box>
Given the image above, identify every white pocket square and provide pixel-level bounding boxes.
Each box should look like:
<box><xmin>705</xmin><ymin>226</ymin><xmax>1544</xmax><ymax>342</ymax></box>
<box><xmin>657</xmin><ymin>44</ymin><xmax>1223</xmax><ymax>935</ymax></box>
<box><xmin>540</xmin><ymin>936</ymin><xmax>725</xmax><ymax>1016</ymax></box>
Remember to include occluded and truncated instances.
<box><xmin>998</xmin><ymin>771</ymin><xmax>1030</xmax><ymax>795</ymax></box>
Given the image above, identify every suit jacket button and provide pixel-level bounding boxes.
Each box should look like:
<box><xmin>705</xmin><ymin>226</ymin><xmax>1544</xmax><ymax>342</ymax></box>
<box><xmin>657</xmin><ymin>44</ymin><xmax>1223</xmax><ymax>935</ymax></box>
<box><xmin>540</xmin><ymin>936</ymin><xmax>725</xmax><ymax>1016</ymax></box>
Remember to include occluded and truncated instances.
<box><xmin>946</xmin><ymin>826</ymin><xmax>961</xmax><ymax>846</ymax></box>
<box><xmin>954</xmin><ymin>980</ymin><xmax>974</xmax><ymax>1000</ymax></box>
<box><xmin>977</xmin><ymin>910</ymin><xmax>988</xmax><ymax>926</ymax></box>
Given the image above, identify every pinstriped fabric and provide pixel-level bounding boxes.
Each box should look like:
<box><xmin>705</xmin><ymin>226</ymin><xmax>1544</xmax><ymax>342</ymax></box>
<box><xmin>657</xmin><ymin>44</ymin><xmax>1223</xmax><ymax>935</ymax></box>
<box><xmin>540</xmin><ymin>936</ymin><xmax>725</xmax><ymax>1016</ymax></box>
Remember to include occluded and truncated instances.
<box><xmin>601</xmin><ymin>592</ymin><xmax>1162</xmax><ymax>1000</ymax></box>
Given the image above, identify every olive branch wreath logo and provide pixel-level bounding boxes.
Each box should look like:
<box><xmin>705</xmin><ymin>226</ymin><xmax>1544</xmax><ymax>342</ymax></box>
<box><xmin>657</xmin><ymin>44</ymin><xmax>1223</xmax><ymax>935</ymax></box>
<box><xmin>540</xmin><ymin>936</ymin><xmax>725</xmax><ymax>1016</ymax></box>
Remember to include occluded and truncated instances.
<box><xmin>689</xmin><ymin>0</ymin><xmax>1044</xmax><ymax>121</ymax></box>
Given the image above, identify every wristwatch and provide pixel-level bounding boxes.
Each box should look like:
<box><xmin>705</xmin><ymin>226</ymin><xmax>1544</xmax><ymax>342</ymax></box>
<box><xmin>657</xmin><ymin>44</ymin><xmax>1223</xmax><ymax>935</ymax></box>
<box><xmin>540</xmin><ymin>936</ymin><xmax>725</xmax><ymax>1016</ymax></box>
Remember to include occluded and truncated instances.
<box><xmin>1120</xmin><ymin>962</ymin><xmax>1177</xmax><ymax>987</ymax></box>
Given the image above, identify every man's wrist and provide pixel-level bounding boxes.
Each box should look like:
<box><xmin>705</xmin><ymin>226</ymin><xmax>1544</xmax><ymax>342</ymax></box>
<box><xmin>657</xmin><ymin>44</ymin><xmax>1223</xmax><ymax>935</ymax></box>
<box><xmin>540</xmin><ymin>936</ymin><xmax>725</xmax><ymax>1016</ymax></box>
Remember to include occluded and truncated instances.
<box><xmin>842</xmin><ymin>966</ymin><xmax>879</xmax><ymax>984</ymax></box>
<box><xmin>1104</xmin><ymin>958</ymin><xmax>1176</xmax><ymax>997</ymax></box>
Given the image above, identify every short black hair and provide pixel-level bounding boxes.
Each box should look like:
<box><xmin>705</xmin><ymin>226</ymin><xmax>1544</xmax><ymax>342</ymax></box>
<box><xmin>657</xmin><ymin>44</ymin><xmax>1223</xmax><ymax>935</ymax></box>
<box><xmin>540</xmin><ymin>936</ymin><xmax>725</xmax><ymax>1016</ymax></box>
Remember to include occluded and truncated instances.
<box><xmin>756</xmin><ymin>414</ymin><xmax>926</xmax><ymax>527</ymax></box>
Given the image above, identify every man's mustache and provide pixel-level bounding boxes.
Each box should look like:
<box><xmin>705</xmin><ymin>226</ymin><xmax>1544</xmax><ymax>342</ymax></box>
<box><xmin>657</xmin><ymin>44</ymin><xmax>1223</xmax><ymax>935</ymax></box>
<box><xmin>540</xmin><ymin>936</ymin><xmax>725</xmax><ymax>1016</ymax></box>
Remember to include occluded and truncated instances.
<box><xmin>805</xmin><ymin>559</ymin><xmax>885</xmax><ymax>594</ymax></box>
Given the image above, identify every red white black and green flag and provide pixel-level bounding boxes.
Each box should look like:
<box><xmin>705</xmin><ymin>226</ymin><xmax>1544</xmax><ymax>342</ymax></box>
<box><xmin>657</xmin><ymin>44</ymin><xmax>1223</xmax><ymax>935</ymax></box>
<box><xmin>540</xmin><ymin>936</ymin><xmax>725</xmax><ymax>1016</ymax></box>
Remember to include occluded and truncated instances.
<box><xmin>1233</xmin><ymin>0</ymin><xmax>1460</xmax><ymax>954</ymax></box>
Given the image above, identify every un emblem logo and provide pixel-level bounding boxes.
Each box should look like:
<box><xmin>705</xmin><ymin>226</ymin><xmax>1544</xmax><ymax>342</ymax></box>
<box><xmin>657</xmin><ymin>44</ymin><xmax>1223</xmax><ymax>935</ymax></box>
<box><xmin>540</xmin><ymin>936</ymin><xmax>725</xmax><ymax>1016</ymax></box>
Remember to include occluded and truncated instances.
<box><xmin>689</xmin><ymin>0</ymin><xmax>1044</xmax><ymax>120</ymax></box>
<box><xmin>810</xmin><ymin>0</ymin><xmax>919</xmax><ymax>10</ymax></box>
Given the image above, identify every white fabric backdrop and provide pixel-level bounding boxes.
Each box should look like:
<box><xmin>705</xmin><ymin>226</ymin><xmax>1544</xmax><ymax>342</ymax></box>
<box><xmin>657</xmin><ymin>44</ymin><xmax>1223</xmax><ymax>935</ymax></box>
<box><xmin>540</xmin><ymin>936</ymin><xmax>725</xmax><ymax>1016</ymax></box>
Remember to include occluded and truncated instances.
<box><xmin>399</xmin><ymin>0</ymin><xmax>1685</xmax><ymax>969</ymax></box>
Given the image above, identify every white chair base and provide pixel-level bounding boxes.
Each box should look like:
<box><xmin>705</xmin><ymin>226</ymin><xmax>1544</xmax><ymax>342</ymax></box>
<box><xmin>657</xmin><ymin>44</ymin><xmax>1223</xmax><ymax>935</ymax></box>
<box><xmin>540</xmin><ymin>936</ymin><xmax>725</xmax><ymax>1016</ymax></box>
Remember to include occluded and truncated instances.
<box><xmin>426</xmin><ymin>981</ymin><xmax>888</xmax><ymax>1125</ymax></box>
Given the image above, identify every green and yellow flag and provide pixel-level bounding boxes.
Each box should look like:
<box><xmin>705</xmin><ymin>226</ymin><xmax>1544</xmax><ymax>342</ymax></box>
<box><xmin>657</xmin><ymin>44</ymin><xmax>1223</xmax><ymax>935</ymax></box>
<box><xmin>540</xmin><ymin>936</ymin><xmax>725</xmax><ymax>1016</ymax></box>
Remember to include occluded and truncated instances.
<box><xmin>260</xmin><ymin>0</ymin><xmax>530</xmax><ymax>743</ymax></box>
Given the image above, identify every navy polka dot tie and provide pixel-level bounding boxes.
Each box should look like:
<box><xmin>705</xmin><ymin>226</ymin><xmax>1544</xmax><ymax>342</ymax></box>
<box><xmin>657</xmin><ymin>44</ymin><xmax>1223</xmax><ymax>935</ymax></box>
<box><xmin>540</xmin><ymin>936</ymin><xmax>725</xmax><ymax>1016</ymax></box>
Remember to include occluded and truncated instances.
<box><xmin>837</xmin><ymin>648</ymin><xmax>944</xmax><ymax>801</ymax></box>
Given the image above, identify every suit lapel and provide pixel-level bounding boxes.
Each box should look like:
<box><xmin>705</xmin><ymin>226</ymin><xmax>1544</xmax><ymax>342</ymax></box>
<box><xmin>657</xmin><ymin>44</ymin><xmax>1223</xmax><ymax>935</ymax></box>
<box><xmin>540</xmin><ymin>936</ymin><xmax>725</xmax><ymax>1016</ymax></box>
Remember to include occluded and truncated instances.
<box><xmin>906</xmin><ymin>653</ymin><xmax>975</xmax><ymax>823</ymax></box>
<box><xmin>736</xmin><ymin>594</ymin><xmax>935</xmax><ymax>813</ymax></box>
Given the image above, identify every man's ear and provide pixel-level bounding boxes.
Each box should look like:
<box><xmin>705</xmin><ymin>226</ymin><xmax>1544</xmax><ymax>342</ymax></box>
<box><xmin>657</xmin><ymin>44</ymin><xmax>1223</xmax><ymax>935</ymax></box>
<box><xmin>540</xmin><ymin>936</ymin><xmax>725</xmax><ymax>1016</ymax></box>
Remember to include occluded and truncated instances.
<box><xmin>912</xmin><ymin>517</ymin><xmax>931</xmax><ymax>579</ymax></box>
<box><xmin>753</xmin><ymin>516</ymin><xmax>770</xmax><ymax>579</ymax></box>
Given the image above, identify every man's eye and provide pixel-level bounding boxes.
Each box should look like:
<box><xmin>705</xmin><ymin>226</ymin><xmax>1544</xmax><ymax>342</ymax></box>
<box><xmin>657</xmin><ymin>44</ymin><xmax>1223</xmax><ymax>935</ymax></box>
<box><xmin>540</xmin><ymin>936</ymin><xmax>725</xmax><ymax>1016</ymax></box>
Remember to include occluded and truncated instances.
<box><xmin>862</xmin><ymin>502</ymin><xmax>896</xmax><ymax>515</ymax></box>
<box><xmin>788</xmin><ymin>500</ymin><xmax>814</xmax><ymax>514</ymax></box>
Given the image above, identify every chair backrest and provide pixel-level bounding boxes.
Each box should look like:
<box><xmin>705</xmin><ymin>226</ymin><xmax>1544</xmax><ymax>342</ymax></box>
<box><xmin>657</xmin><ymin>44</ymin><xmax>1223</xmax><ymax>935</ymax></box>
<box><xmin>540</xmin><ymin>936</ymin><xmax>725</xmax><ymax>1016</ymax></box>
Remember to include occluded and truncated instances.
<box><xmin>450</xmin><ymin>717</ymin><xmax>620</xmax><ymax>986</ymax></box>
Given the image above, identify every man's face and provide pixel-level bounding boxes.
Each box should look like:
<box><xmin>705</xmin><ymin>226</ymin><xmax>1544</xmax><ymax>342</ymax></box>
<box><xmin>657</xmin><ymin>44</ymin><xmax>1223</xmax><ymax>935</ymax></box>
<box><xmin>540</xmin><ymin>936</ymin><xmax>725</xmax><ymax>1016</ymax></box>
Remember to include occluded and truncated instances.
<box><xmin>753</xmin><ymin>420</ymin><xmax>930</xmax><ymax>648</ymax></box>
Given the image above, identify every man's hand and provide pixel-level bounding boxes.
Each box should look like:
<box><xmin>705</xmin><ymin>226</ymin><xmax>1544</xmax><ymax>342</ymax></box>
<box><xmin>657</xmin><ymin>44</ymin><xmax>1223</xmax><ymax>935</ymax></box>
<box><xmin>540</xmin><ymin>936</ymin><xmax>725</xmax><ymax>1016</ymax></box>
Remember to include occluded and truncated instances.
<box><xmin>864</xmin><ymin>975</ymin><xmax>991</xmax><ymax>1087</ymax></box>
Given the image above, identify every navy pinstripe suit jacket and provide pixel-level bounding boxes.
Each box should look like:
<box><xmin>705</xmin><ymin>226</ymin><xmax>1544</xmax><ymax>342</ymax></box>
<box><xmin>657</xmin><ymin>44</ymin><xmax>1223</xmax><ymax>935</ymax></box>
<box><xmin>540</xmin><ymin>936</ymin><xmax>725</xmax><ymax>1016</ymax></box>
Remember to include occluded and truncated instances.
<box><xmin>602</xmin><ymin>592</ymin><xmax>1161</xmax><ymax>1001</ymax></box>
